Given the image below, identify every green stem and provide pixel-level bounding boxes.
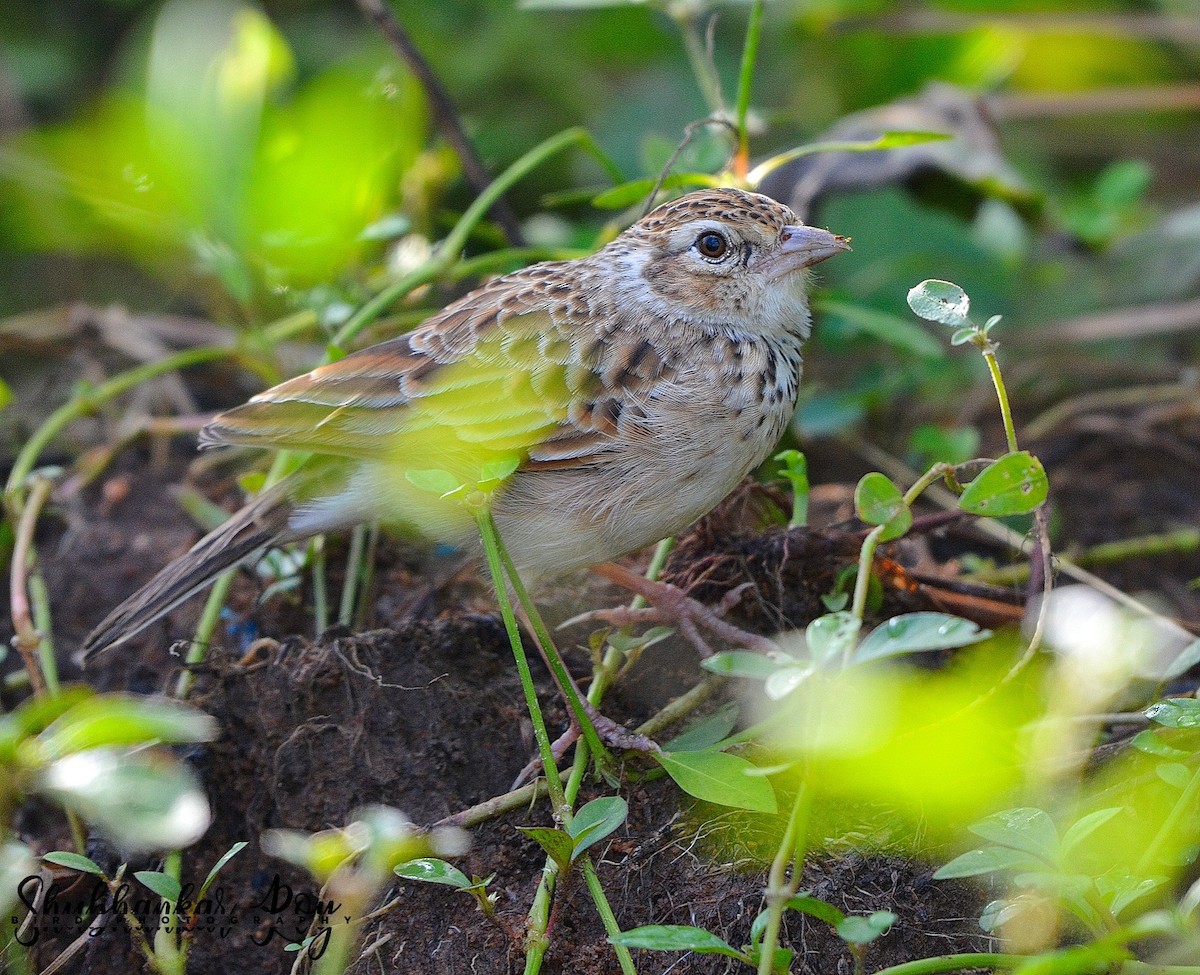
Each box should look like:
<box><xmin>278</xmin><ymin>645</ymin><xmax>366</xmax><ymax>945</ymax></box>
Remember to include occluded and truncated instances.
<box><xmin>757</xmin><ymin>780</ymin><xmax>812</xmax><ymax>975</ymax></box>
<box><xmin>311</xmin><ymin>537</ymin><xmax>329</xmax><ymax>636</ymax></box>
<box><xmin>734</xmin><ymin>0</ymin><xmax>764</xmax><ymax>165</ymax></box>
<box><xmin>497</xmin><ymin>541</ymin><xmax>609</xmax><ymax>769</ymax></box>
<box><xmin>173</xmin><ymin>571</ymin><xmax>234</xmax><ymax>700</ymax></box>
<box><xmin>334</xmin><ymin>127</ymin><xmax>616</xmax><ymax>349</ymax></box>
<box><xmin>902</xmin><ymin>463</ymin><xmax>953</xmax><ymax>509</ymax></box>
<box><xmin>474</xmin><ymin>508</ymin><xmax>568</xmax><ymax>819</ymax></box>
<box><xmin>850</xmin><ymin>525</ymin><xmax>885</xmax><ymax>624</ymax></box>
<box><xmin>338</xmin><ymin>524</ymin><xmax>367</xmax><ymax>627</ymax></box>
<box><xmin>1137</xmin><ymin>761</ymin><xmax>1200</xmax><ymax>875</ymax></box>
<box><xmin>871</xmin><ymin>953</ymin><xmax>1027</xmax><ymax>975</ymax></box>
<box><xmin>4</xmin><ymin>346</ymin><xmax>232</xmax><ymax>504</ymax></box>
<box><xmin>582</xmin><ymin>858</ymin><xmax>638</xmax><ymax>975</ymax></box>
<box><xmin>982</xmin><ymin>348</ymin><xmax>1019</xmax><ymax>454</ymax></box>
<box><xmin>677</xmin><ymin>11</ymin><xmax>725</xmax><ymax>115</ymax></box>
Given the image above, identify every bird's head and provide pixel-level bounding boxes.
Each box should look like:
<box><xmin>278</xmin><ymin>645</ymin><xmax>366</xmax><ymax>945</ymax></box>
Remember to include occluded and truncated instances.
<box><xmin>607</xmin><ymin>187</ymin><xmax>850</xmax><ymax>335</ymax></box>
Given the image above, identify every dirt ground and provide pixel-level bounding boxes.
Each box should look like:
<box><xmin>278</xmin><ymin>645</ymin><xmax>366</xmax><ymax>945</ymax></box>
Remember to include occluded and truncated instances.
<box><xmin>4</xmin><ymin>392</ymin><xmax>1199</xmax><ymax>974</ymax></box>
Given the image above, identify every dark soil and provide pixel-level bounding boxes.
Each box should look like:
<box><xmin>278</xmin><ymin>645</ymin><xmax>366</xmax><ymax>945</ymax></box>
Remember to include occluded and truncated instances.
<box><xmin>5</xmin><ymin>391</ymin><xmax>1199</xmax><ymax>975</ymax></box>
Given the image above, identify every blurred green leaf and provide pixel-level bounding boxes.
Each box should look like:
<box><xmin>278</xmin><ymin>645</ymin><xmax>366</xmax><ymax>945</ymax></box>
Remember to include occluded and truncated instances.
<box><xmin>854</xmin><ymin>613</ymin><xmax>991</xmax><ymax>664</ymax></box>
<box><xmin>968</xmin><ymin>807</ymin><xmax>1059</xmax><ymax>864</ymax></box>
<box><xmin>27</xmin><ymin>693</ymin><xmax>217</xmax><ymax>764</ymax></box>
<box><xmin>934</xmin><ymin>846</ymin><xmax>1042</xmax><ymax>880</ymax></box>
<box><xmin>36</xmin><ymin>748</ymin><xmax>212</xmax><ymax>852</ymax></box>
<box><xmin>591</xmin><ymin>172</ymin><xmax>720</xmax><ymax>210</ymax></box>
<box><xmin>908</xmin><ymin>424</ymin><xmax>979</xmax><ymax>468</ymax></box>
<box><xmin>816</xmin><ymin>300</ymin><xmax>943</xmax><ymax>359</ymax></box>
<box><xmin>837</xmin><ymin>910</ymin><xmax>895</xmax><ymax>945</ymax></box>
<box><xmin>702</xmin><ymin>650</ymin><xmax>787</xmax><ymax>681</ymax></box>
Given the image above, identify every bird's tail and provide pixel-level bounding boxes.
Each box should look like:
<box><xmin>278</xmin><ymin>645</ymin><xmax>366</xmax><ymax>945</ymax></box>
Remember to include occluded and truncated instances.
<box><xmin>82</xmin><ymin>478</ymin><xmax>303</xmax><ymax>659</ymax></box>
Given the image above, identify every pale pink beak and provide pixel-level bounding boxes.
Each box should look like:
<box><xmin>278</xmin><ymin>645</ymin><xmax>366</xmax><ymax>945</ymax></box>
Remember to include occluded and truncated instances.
<box><xmin>765</xmin><ymin>225</ymin><xmax>851</xmax><ymax>280</ymax></box>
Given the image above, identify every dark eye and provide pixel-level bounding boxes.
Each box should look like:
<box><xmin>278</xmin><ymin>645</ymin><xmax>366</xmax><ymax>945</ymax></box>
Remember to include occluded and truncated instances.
<box><xmin>695</xmin><ymin>231</ymin><xmax>729</xmax><ymax>259</ymax></box>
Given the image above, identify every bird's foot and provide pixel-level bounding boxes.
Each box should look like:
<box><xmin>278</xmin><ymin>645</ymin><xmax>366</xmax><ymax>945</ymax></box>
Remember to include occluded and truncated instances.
<box><xmin>511</xmin><ymin>699</ymin><xmax>659</xmax><ymax>789</ymax></box>
<box><xmin>570</xmin><ymin>561</ymin><xmax>781</xmax><ymax>658</ymax></box>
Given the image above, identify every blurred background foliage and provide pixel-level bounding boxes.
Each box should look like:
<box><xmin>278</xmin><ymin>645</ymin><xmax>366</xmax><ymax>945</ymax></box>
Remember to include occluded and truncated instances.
<box><xmin>1</xmin><ymin>0</ymin><xmax>1198</xmax><ymax>453</ymax></box>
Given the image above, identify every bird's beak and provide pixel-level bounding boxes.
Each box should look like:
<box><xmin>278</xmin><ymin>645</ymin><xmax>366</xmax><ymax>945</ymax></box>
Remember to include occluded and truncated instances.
<box><xmin>765</xmin><ymin>225</ymin><xmax>851</xmax><ymax>280</ymax></box>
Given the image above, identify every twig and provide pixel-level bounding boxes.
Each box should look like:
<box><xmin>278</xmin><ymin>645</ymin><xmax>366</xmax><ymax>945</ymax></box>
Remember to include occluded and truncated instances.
<box><xmin>353</xmin><ymin>0</ymin><xmax>525</xmax><ymax>247</ymax></box>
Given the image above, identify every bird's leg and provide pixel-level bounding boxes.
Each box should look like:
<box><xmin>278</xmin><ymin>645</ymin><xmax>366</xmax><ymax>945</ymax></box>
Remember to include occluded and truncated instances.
<box><xmin>510</xmin><ymin>600</ymin><xmax>658</xmax><ymax>789</ymax></box>
<box><xmin>586</xmin><ymin>561</ymin><xmax>782</xmax><ymax>657</ymax></box>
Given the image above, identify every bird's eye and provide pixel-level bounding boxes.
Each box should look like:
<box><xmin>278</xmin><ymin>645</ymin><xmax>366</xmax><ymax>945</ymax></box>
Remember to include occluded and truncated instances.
<box><xmin>695</xmin><ymin>231</ymin><xmax>729</xmax><ymax>260</ymax></box>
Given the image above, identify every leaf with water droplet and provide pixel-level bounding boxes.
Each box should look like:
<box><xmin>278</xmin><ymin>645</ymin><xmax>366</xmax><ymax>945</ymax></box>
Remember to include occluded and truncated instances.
<box><xmin>853</xmin><ymin>613</ymin><xmax>990</xmax><ymax>663</ymax></box>
<box><xmin>958</xmin><ymin>451</ymin><xmax>1048</xmax><ymax>516</ymax></box>
<box><xmin>907</xmin><ymin>280</ymin><xmax>970</xmax><ymax>327</ymax></box>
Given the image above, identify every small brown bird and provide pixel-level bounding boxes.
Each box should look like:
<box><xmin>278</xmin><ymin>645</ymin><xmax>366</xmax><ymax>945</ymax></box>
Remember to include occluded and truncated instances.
<box><xmin>83</xmin><ymin>188</ymin><xmax>849</xmax><ymax>656</ymax></box>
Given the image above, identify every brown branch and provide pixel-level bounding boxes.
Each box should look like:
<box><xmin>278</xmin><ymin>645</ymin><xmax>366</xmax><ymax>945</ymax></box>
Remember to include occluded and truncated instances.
<box><xmin>354</xmin><ymin>0</ymin><xmax>525</xmax><ymax>247</ymax></box>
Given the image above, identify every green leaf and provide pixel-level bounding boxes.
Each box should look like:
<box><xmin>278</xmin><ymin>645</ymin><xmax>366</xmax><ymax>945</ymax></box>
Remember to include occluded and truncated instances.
<box><xmin>610</xmin><ymin>925</ymin><xmax>748</xmax><ymax>961</ymax></box>
<box><xmin>1131</xmin><ymin>729</ymin><xmax>1188</xmax><ymax>758</ymax></box>
<box><xmin>591</xmin><ymin>172</ymin><xmax>719</xmax><ymax>209</ymax></box>
<box><xmin>43</xmin><ymin>851</ymin><xmax>105</xmax><ymax>876</ymax></box>
<box><xmin>28</xmin><ymin>694</ymin><xmax>218</xmax><ymax>763</ymax></box>
<box><xmin>837</xmin><ymin>911</ymin><xmax>895</xmax><ymax>945</ymax></box>
<box><xmin>853</xmin><ymin>613</ymin><xmax>991</xmax><ymax>664</ymax></box>
<box><xmin>36</xmin><ymin>748</ymin><xmax>212</xmax><ymax>852</ymax></box>
<box><xmin>479</xmin><ymin>454</ymin><xmax>521</xmax><ymax>486</ymax></box>
<box><xmin>198</xmin><ymin>842</ymin><xmax>247</xmax><ymax>903</ymax></box>
<box><xmin>657</xmin><ymin>750</ymin><xmax>777</xmax><ymax>813</ymax></box>
<box><xmin>1145</xmin><ymin>698</ymin><xmax>1200</xmax><ymax>728</ymax></box>
<box><xmin>395</xmin><ymin>857</ymin><xmax>472</xmax><ymax>889</ymax></box>
<box><xmin>854</xmin><ymin>472</ymin><xmax>912</xmax><ymax>541</ymax></box>
<box><xmin>0</xmin><ymin>378</ymin><xmax>12</xmax><ymax>412</ymax></box>
<box><xmin>702</xmin><ymin>651</ymin><xmax>787</xmax><ymax>681</ymax></box>
<box><xmin>662</xmin><ymin>703</ymin><xmax>739</xmax><ymax>752</ymax></box>
<box><xmin>1059</xmin><ymin>808</ymin><xmax>1123</xmax><ymax>857</ymax></box>
<box><xmin>958</xmin><ymin>452</ymin><xmax>1048</xmax><ymax>516</ymax></box>
<box><xmin>979</xmin><ymin>898</ymin><xmax>1022</xmax><ymax>933</ymax></box>
<box><xmin>135</xmin><ymin>870</ymin><xmax>182</xmax><ymax>903</ymax></box>
<box><xmin>568</xmin><ymin>796</ymin><xmax>627</xmax><ymax>860</ymax></box>
<box><xmin>968</xmin><ymin>808</ymin><xmax>1059</xmax><ymax>864</ymax></box>
<box><xmin>518</xmin><ymin>826</ymin><xmax>574</xmax><ymax>873</ymax></box>
<box><xmin>817</xmin><ymin>301</ymin><xmax>943</xmax><ymax>359</ymax></box>
<box><xmin>764</xmin><ymin>665</ymin><xmax>815</xmax><ymax>700</ymax></box>
<box><xmin>785</xmin><ymin>895</ymin><xmax>846</xmax><ymax>927</ymax></box>
<box><xmin>1</xmin><ymin>842</ymin><xmax>37</xmax><ymax>915</ymax></box>
<box><xmin>933</xmin><ymin>846</ymin><xmax>1043</xmax><ymax>879</ymax></box>
<box><xmin>907</xmin><ymin>280</ymin><xmax>970</xmax><ymax>327</ymax></box>
<box><xmin>405</xmin><ymin>468</ymin><xmax>463</xmax><ymax>496</ymax></box>
<box><xmin>806</xmin><ymin>612</ymin><xmax>861</xmax><ymax>665</ymax></box>
<box><xmin>1163</xmin><ymin>637</ymin><xmax>1200</xmax><ymax>680</ymax></box>
<box><xmin>1156</xmin><ymin>762</ymin><xmax>1191</xmax><ymax>790</ymax></box>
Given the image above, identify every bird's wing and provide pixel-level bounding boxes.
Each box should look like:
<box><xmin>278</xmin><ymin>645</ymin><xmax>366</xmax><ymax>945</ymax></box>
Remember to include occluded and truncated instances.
<box><xmin>203</xmin><ymin>271</ymin><xmax>675</xmax><ymax>477</ymax></box>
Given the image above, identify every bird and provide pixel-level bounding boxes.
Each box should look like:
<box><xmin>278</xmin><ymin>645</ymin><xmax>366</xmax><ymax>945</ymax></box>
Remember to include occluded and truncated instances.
<box><xmin>82</xmin><ymin>187</ymin><xmax>850</xmax><ymax>658</ymax></box>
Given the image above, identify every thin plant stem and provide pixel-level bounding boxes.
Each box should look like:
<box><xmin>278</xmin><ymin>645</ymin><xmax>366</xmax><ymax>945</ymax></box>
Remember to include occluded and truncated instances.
<box><xmin>983</xmin><ymin>348</ymin><xmax>1020</xmax><ymax>454</ymax></box>
<box><xmin>7</xmin><ymin>473</ymin><xmax>53</xmax><ymax>698</ymax></box>
<box><xmin>497</xmin><ymin>542</ymin><xmax>610</xmax><ymax>771</ymax></box>
<box><xmin>757</xmin><ymin>780</ymin><xmax>812</xmax><ymax>975</ymax></box>
<box><xmin>870</xmin><ymin>954</ymin><xmax>1027</xmax><ymax>975</ymax></box>
<box><xmin>311</xmin><ymin>537</ymin><xmax>329</xmax><ymax>636</ymax></box>
<box><xmin>338</xmin><ymin>524</ymin><xmax>368</xmax><ymax>627</ymax></box>
<box><xmin>677</xmin><ymin>11</ymin><xmax>725</xmax><ymax>115</ymax></box>
<box><xmin>474</xmin><ymin>508</ymin><xmax>567</xmax><ymax>818</ymax></box>
<box><xmin>850</xmin><ymin>524</ymin><xmax>885</xmax><ymax>624</ymax></box>
<box><xmin>734</xmin><ymin>0</ymin><xmax>764</xmax><ymax>173</ymax></box>
<box><xmin>174</xmin><ymin>571</ymin><xmax>234</xmax><ymax>700</ymax></box>
<box><xmin>581</xmin><ymin>858</ymin><xmax>638</xmax><ymax>975</ymax></box>
<box><xmin>4</xmin><ymin>346</ymin><xmax>231</xmax><ymax>503</ymax></box>
<box><xmin>334</xmin><ymin>127</ymin><xmax>619</xmax><ymax>350</ymax></box>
